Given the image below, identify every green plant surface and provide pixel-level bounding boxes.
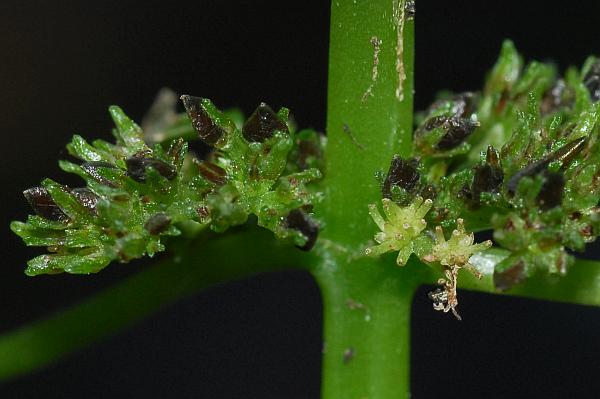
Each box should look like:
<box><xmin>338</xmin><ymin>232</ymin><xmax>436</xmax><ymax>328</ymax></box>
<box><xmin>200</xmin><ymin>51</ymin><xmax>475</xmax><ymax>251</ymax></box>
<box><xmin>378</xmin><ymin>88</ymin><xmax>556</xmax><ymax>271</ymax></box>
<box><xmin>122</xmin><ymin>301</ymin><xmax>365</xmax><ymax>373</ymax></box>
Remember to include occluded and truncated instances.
<box><xmin>6</xmin><ymin>0</ymin><xmax>600</xmax><ymax>398</ymax></box>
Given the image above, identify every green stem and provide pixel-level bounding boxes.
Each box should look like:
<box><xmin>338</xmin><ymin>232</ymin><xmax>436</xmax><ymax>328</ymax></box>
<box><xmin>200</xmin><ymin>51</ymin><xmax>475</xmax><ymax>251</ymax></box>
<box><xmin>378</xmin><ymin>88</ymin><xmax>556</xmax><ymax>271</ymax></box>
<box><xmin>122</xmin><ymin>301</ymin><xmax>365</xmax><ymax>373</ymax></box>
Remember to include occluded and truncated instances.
<box><xmin>314</xmin><ymin>1</ymin><xmax>416</xmax><ymax>398</ymax></box>
<box><xmin>313</xmin><ymin>257</ymin><xmax>426</xmax><ymax>399</ymax></box>
<box><xmin>462</xmin><ymin>249</ymin><xmax>600</xmax><ymax>306</ymax></box>
<box><xmin>0</xmin><ymin>227</ymin><xmax>308</xmax><ymax>381</ymax></box>
<box><xmin>320</xmin><ymin>0</ymin><xmax>414</xmax><ymax>248</ymax></box>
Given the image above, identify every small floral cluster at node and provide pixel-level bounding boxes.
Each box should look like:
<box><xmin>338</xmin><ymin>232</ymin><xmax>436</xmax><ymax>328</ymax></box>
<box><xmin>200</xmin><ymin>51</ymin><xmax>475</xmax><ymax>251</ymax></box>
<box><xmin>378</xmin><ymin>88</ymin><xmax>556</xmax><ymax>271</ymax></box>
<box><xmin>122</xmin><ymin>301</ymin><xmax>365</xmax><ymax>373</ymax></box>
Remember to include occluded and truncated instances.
<box><xmin>365</xmin><ymin>196</ymin><xmax>433</xmax><ymax>266</ymax></box>
<box><xmin>423</xmin><ymin>219</ymin><xmax>492</xmax><ymax>319</ymax></box>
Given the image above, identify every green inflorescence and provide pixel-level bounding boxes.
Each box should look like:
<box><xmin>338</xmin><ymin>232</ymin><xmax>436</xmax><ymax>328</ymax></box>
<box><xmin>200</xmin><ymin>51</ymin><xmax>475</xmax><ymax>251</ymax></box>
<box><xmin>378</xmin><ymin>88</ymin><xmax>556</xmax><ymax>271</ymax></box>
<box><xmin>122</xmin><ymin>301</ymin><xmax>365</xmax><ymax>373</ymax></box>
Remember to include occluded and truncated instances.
<box><xmin>11</xmin><ymin>96</ymin><xmax>324</xmax><ymax>276</ymax></box>
<box><xmin>370</xmin><ymin>40</ymin><xmax>600</xmax><ymax>293</ymax></box>
<box><xmin>426</xmin><ymin>219</ymin><xmax>492</xmax><ymax>268</ymax></box>
<box><xmin>365</xmin><ymin>196</ymin><xmax>433</xmax><ymax>266</ymax></box>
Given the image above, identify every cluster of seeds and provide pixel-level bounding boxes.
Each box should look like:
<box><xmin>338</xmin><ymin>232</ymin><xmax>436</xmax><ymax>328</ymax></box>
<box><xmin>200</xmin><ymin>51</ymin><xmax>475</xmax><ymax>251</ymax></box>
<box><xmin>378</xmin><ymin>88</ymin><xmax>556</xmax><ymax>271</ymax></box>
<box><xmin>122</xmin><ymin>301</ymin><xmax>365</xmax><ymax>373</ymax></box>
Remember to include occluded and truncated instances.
<box><xmin>11</xmin><ymin>94</ymin><xmax>324</xmax><ymax>275</ymax></box>
<box><xmin>368</xmin><ymin>40</ymin><xmax>600</xmax><ymax>317</ymax></box>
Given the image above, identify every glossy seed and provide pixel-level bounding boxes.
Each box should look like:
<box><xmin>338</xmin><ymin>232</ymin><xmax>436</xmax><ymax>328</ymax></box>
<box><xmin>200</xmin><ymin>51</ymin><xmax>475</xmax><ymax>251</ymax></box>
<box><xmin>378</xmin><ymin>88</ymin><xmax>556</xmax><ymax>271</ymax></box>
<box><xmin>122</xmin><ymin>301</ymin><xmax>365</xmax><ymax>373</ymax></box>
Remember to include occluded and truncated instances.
<box><xmin>553</xmin><ymin>136</ymin><xmax>587</xmax><ymax>170</ymax></box>
<box><xmin>198</xmin><ymin>161</ymin><xmax>227</xmax><ymax>185</ymax></box>
<box><xmin>507</xmin><ymin>137</ymin><xmax>586</xmax><ymax>194</ymax></box>
<box><xmin>71</xmin><ymin>188</ymin><xmax>99</xmax><ymax>214</ymax></box>
<box><xmin>23</xmin><ymin>187</ymin><xmax>69</xmax><ymax>222</ymax></box>
<box><xmin>472</xmin><ymin>147</ymin><xmax>503</xmax><ymax>200</ymax></box>
<box><xmin>180</xmin><ymin>95</ymin><xmax>225</xmax><ymax>146</ymax></box>
<box><xmin>422</xmin><ymin>115</ymin><xmax>448</xmax><ymax>131</ymax></box>
<box><xmin>436</xmin><ymin>117</ymin><xmax>479</xmax><ymax>150</ymax></box>
<box><xmin>242</xmin><ymin>103</ymin><xmax>288</xmax><ymax>142</ymax></box>
<box><xmin>382</xmin><ymin>156</ymin><xmax>420</xmax><ymax>199</ymax></box>
<box><xmin>472</xmin><ymin>164</ymin><xmax>503</xmax><ymax>197</ymax></box>
<box><xmin>125</xmin><ymin>157</ymin><xmax>176</xmax><ymax>182</ymax></box>
<box><xmin>81</xmin><ymin>161</ymin><xmax>119</xmax><ymax>187</ymax></box>
<box><xmin>285</xmin><ymin>209</ymin><xmax>319</xmax><ymax>251</ymax></box>
<box><xmin>144</xmin><ymin>213</ymin><xmax>171</xmax><ymax>235</ymax></box>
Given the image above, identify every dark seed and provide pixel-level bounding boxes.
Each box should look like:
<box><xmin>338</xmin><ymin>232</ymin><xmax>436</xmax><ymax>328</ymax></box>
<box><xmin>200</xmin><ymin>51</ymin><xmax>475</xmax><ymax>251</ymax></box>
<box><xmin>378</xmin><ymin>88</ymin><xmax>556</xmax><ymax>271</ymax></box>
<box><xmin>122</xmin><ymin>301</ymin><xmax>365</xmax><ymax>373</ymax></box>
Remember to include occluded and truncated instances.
<box><xmin>423</xmin><ymin>115</ymin><xmax>448</xmax><ymax>131</ymax></box>
<box><xmin>426</xmin><ymin>93</ymin><xmax>477</xmax><ymax>119</ymax></box>
<box><xmin>506</xmin><ymin>159</ymin><xmax>548</xmax><ymax>195</ymax></box>
<box><xmin>167</xmin><ymin>138</ymin><xmax>186</xmax><ymax>166</ymax></box>
<box><xmin>436</xmin><ymin>117</ymin><xmax>479</xmax><ymax>150</ymax></box>
<box><xmin>23</xmin><ymin>187</ymin><xmax>69</xmax><ymax>222</ymax></box>
<box><xmin>471</xmin><ymin>148</ymin><xmax>503</xmax><ymax>201</ymax></box>
<box><xmin>285</xmin><ymin>209</ymin><xmax>319</xmax><ymax>251</ymax></box>
<box><xmin>198</xmin><ymin>161</ymin><xmax>227</xmax><ymax>185</ymax></box>
<box><xmin>486</xmin><ymin>145</ymin><xmax>501</xmax><ymax>168</ymax></box>
<box><xmin>144</xmin><ymin>213</ymin><xmax>171</xmax><ymax>235</ymax></box>
<box><xmin>180</xmin><ymin>95</ymin><xmax>225</xmax><ymax>146</ymax></box>
<box><xmin>81</xmin><ymin>161</ymin><xmax>119</xmax><ymax>187</ymax></box>
<box><xmin>583</xmin><ymin>60</ymin><xmax>600</xmax><ymax>102</ymax></box>
<box><xmin>472</xmin><ymin>164</ymin><xmax>501</xmax><ymax>197</ymax></box>
<box><xmin>536</xmin><ymin>171</ymin><xmax>564</xmax><ymax>210</ymax></box>
<box><xmin>125</xmin><ymin>157</ymin><xmax>176</xmax><ymax>182</ymax></box>
<box><xmin>382</xmin><ymin>156</ymin><xmax>420</xmax><ymax>199</ymax></box>
<box><xmin>71</xmin><ymin>188</ymin><xmax>99</xmax><ymax>214</ymax></box>
<box><xmin>242</xmin><ymin>103</ymin><xmax>288</xmax><ymax>142</ymax></box>
<box><xmin>554</xmin><ymin>136</ymin><xmax>587</xmax><ymax>170</ymax></box>
<box><xmin>507</xmin><ymin>137</ymin><xmax>586</xmax><ymax>195</ymax></box>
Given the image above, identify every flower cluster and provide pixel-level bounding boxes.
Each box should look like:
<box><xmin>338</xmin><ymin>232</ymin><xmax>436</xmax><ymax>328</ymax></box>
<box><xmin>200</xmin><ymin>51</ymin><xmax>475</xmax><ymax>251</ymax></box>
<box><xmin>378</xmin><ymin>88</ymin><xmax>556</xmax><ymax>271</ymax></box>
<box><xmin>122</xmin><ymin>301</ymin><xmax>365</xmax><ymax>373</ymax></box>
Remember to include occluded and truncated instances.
<box><xmin>369</xmin><ymin>40</ymin><xmax>600</xmax><ymax>297</ymax></box>
<box><xmin>11</xmin><ymin>95</ymin><xmax>324</xmax><ymax>275</ymax></box>
<box><xmin>366</xmin><ymin>40</ymin><xmax>600</xmax><ymax>317</ymax></box>
<box><xmin>365</xmin><ymin>196</ymin><xmax>433</xmax><ymax>266</ymax></box>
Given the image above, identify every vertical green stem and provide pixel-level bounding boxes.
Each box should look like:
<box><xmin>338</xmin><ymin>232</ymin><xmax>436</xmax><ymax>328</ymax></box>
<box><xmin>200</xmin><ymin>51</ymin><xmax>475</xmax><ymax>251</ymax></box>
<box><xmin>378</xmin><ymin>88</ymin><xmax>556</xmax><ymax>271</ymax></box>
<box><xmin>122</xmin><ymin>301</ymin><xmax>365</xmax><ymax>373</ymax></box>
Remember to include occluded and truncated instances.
<box><xmin>320</xmin><ymin>0</ymin><xmax>414</xmax><ymax>247</ymax></box>
<box><xmin>314</xmin><ymin>0</ymin><xmax>416</xmax><ymax>398</ymax></box>
<box><xmin>314</xmin><ymin>258</ymin><xmax>424</xmax><ymax>399</ymax></box>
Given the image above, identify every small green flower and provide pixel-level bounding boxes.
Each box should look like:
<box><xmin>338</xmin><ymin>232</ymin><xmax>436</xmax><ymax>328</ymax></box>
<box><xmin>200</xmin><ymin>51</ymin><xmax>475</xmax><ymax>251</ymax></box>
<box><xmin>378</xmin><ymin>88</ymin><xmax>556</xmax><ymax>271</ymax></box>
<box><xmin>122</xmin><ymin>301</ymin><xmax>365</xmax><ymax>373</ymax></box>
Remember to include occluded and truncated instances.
<box><xmin>365</xmin><ymin>196</ymin><xmax>433</xmax><ymax>266</ymax></box>
<box><xmin>426</xmin><ymin>218</ymin><xmax>492</xmax><ymax>268</ymax></box>
<box><xmin>423</xmin><ymin>219</ymin><xmax>491</xmax><ymax>319</ymax></box>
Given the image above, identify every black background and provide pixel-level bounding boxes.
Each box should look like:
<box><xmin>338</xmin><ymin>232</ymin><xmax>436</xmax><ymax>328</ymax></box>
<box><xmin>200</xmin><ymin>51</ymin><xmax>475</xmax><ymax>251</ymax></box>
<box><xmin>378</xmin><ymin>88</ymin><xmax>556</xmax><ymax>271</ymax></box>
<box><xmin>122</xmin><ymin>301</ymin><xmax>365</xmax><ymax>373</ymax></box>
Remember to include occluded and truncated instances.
<box><xmin>2</xmin><ymin>1</ymin><xmax>600</xmax><ymax>398</ymax></box>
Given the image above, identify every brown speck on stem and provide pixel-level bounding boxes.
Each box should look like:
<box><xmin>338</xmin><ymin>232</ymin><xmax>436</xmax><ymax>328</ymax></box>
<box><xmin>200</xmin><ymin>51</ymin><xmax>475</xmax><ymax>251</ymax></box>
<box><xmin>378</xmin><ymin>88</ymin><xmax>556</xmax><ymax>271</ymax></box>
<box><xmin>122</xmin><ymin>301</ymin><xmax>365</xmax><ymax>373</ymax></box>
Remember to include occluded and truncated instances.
<box><xmin>343</xmin><ymin>347</ymin><xmax>355</xmax><ymax>364</ymax></box>
<box><xmin>342</xmin><ymin>123</ymin><xmax>365</xmax><ymax>150</ymax></box>
<box><xmin>347</xmin><ymin>298</ymin><xmax>372</xmax><ymax>322</ymax></box>
<box><xmin>346</xmin><ymin>298</ymin><xmax>366</xmax><ymax>310</ymax></box>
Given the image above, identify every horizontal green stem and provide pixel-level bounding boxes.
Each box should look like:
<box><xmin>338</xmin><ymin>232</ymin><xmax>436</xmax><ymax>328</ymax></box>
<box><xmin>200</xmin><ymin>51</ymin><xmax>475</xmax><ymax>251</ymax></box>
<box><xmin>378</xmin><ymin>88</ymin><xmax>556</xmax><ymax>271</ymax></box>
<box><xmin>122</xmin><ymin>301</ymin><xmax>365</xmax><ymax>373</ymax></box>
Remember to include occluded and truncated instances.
<box><xmin>460</xmin><ymin>249</ymin><xmax>600</xmax><ymax>307</ymax></box>
<box><xmin>0</xmin><ymin>227</ymin><xmax>309</xmax><ymax>381</ymax></box>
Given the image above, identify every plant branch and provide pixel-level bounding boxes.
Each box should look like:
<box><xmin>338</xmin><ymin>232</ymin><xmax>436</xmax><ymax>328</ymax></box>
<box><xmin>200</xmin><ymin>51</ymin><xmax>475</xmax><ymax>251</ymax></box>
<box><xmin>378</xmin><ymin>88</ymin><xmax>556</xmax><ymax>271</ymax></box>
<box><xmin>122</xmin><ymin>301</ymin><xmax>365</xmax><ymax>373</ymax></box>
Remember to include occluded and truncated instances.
<box><xmin>461</xmin><ymin>249</ymin><xmax>600</xmax><ymax>307</ymax></box>
<box><xmin>0</xmin><ymin>226</ymin><xmax>309</xmax><ymax>381</ymax></box>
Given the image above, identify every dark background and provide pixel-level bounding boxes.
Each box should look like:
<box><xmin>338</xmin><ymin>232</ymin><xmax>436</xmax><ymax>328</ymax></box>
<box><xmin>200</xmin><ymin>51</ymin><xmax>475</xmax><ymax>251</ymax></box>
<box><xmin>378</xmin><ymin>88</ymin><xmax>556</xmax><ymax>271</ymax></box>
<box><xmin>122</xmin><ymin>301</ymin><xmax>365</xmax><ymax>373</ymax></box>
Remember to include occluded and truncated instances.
<box><xmin>1</xmin><ymin>1</ymin><xmax>600</xmax><ymax>398</ymax></box>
